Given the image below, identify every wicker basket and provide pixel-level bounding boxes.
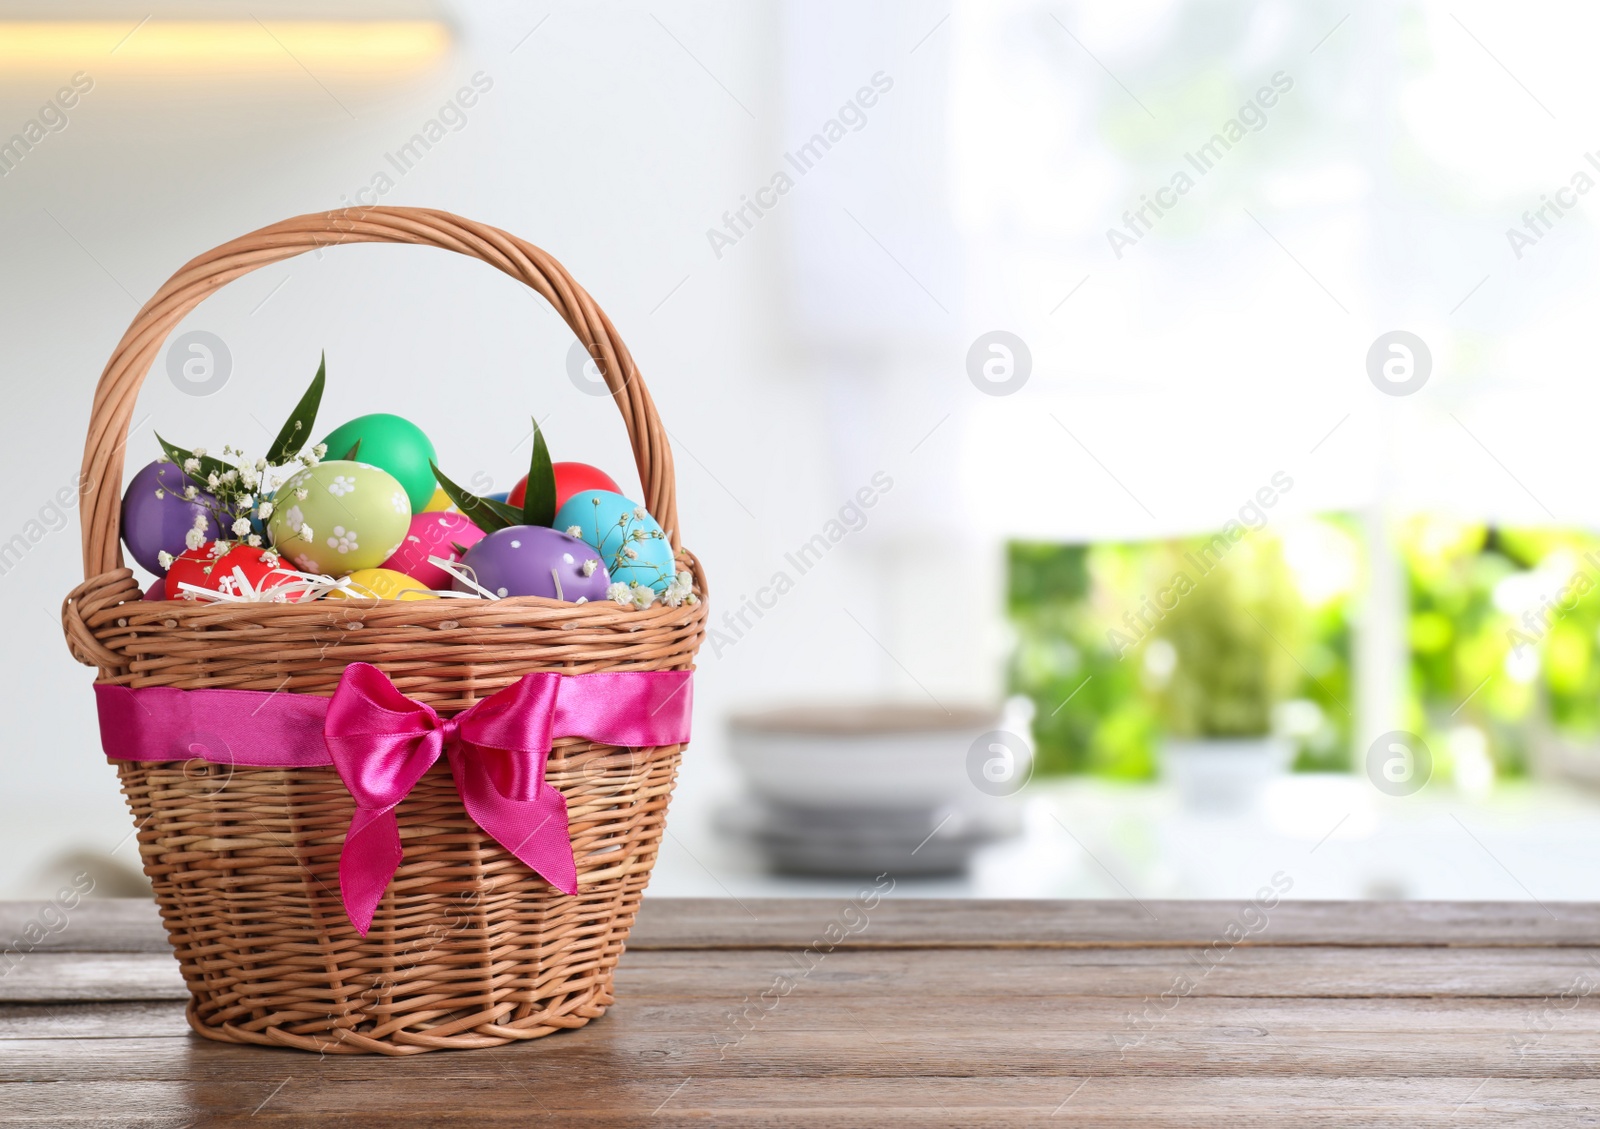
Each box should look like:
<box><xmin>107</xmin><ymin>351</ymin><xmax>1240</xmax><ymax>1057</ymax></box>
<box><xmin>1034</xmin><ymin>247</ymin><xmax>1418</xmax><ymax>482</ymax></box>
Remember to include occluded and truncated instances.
<box><xmin>59</xmin><ymin>207</ymin><xmax>708</xmax><ymax>1054</ymax></box>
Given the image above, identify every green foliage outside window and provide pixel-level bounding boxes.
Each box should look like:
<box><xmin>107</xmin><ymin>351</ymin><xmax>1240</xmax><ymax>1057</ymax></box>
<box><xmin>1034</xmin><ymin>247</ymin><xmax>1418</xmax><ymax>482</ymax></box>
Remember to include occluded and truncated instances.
<box><xmin>1401</xmin><ymin>517</ymin><xmax>1600</xmax><ymax>779</ymax></box>
<box><xmin>1006</xmin><ymin>516</ymin><xmax>1358</xmax><ymax>778</ymax></box>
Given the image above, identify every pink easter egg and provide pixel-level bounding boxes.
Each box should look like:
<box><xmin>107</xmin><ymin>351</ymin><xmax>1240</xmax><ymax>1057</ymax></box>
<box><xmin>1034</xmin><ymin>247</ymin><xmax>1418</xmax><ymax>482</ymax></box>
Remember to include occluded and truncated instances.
<box><xmin>381</xmin><ymin>511</ymin><xmax>485</xmax><ymax>590</ymax></box>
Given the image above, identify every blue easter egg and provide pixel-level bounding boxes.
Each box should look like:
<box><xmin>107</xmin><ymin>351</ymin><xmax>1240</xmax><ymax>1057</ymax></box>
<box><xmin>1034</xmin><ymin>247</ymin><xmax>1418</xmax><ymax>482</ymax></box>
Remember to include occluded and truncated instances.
<box><xmin>486</xmin><ymin>491</ymin><xmax>510</xmax><ymax>503</ymax></box>
<box><xmin>553</xmin><ymin>489</ymin><xmax>676</xmax><ymax>593</ymax></box>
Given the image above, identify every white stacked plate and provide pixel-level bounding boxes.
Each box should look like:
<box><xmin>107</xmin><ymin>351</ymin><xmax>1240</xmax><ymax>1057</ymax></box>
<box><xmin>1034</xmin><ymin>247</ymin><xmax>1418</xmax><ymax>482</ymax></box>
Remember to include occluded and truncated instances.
<box><xmin>721</xmin><ymin>704</ymin><xmax>1024</xmax><ymax>877</ymax></box>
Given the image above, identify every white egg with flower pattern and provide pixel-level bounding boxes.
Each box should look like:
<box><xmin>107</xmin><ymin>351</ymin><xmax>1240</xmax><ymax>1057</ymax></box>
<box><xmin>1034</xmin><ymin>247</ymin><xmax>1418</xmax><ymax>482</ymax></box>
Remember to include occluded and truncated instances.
<box><xmin>266</xmin><ymin>460</ymin><xmax>412</xmax><ymax>576</ymax></box>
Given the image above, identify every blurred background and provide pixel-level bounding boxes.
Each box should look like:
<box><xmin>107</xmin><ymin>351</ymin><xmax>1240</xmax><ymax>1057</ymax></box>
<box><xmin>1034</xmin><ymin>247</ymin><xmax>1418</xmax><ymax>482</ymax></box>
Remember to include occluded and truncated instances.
<box><xmin>4</xmin><ymin>0</ymin><xmax>1600</xmax><ymax>905</ymax></box>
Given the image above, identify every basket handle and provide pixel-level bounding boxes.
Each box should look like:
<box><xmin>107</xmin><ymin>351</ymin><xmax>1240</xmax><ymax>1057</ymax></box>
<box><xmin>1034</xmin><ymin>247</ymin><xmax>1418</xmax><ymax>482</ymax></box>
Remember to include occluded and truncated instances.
<box><xmin>77</xmin><ymin>206</ymin><xmax>680</xmax><ymax>581</ymax></box>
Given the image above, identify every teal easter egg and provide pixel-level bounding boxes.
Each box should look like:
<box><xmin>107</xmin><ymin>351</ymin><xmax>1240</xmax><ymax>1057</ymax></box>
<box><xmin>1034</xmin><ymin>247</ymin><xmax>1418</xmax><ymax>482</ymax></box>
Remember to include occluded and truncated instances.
<box><xmin>553</xmin><ymin>489</ymin><xmax>676</xmax><ymax>593</ymax></box>
<box><xmin>320</xmin><ymin>414</ymin><xmax>437</xmax><ymax>512</ymax></box>
<box><xmin>267</xmin><ymin>460</ymin><xmax>412</xmax><ymax>576</ymax></box>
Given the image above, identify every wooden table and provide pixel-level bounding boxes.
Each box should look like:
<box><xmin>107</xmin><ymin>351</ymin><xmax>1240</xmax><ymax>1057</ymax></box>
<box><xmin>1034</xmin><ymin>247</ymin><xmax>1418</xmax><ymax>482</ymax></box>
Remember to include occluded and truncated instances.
<box><xmin>3</xmin><ymin>898</ymin><xmax>1598</xmax><ymax>1126</ymax></box>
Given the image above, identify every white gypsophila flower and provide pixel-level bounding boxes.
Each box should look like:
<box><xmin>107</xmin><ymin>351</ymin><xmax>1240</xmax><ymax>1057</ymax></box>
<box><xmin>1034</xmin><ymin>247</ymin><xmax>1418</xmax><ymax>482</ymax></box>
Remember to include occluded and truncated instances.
<box><xmin>566</xmin><ymin>526</ymin><xmax>583</xmax><ymax>537</ymax></box>
<box><xmin>257</xmin><ymin>500</ymin><xmax>273</xmax><ymax>519</ymax></box>
<box><xmin>157</xmin><ymin>550</ymin><xmax>174</xmax><ymax>569</ymax></box>
<box><xmin>607</xmin><ymin>582</ymin><xmax>632</xmax><ymax>606</ymax></box>
<box><xmin>184</xmin><ymin>528</ymin><xmax>206</xmax><ymax>551</ymax></box>
<box><xmin>623</xmin><ymin>546</ymin><xmax>638</xmax><ymax>559</ymax></box>
<box><xmin>231</xmin><ymin>517</ymin><xmax>252</xmax><ymax>537</ymax></box>
<box><xmin>183</xmin><ymin>485</ymin><xmax>198</xmax><ymax>501</ymax></box>
<box><xmin>191</xmin><ymin>513</ymin><xmax>208</xmax><ymax>531</ymax></box>
<box><xmin>206</xmin><ymin>472</ymin><xmax>220</xmax><ymax>489</ymax></box>
<box><xmin>295</xmin><ymin>488</ymin><xmax>309</xmax><ymax>501</ymax></box>
<box><xmin>313</xmin><ymin>443</ymin><xmax>328</xmax><ymax>458</ymax></box>
<box><xmin>633</xmin><ymin>506</ymin><xmax>648</xmax><ymax>520</ymax></box>
<box><xmin>221</xmin><ymin>469</ymin><xmax>238</xmax><ymax>484</ymax></box>
<box><xmin>184</xmin><ymin>458</ymin><xmax>200</xmax><ymax>474</ymax></box>
<box><xmin>240</xmin><ymin>469</ymin><xmax>259</xmax><ymax>490</ymax></box>
<box><xmin>298</xmin><ymin>523</ymin><xmax>313</xmax><ymax>541</ymax></box>
<box><xmin>192</xmin><ymin>447</ymin><xmax>207</xmax><ymax>457</ymax></box>
<box><xmin>154</xmin><ymin>488</ymin><xmax>165</xmax><ymax>500</ymax></box>
<box><xmin>237</xmin><ymin>494</ymin><xmax>254</xmax><ymax>509</ymax></box>
<box><xmin>581</xmin><ymin>560</ymin><xmax>597</xmax><ymax>577</ymax></box>
<box><xmin>209</xmin><ymin>541</ymin><xmax>229</xmax><ymax>558</ymax></box>
<box><xmin>255</xmin><ymin>458</ymin><xmax>268</xmax><ymax>472</ymax></box>
<box><xmin>663</xmin><ymin>570</ymin><xmax>694</xmax><ymax>607</ymax></box>
<box><xmin>630</xmin><ymin>583</ymin><xmax>657</xmax><ymax>610</ymax></box>
<box><xmin>246</xmin><ymin>534</ymin><xmax>262</xmax><ymax>548</ymax></box>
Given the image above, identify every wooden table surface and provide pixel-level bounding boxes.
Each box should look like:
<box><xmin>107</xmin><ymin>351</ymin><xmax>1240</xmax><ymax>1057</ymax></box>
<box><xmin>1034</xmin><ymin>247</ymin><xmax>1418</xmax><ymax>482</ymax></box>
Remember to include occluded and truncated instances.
<box><xmin>4</xmin><ymin>897</ymin><xmax>1600</xmax><ymax>1127</ymax></box>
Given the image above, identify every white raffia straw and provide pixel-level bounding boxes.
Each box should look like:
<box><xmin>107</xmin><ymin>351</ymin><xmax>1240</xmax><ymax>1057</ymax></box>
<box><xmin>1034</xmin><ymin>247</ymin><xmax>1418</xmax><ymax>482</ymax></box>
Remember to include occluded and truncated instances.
<box><xmin>176</xmin><ymin>566</ymin><xmax>357</xmax><ymax>604</ymax></box>
<box><xmin>425</xmin><ymin>555</ymin><xmax>499</xmax><ymax>599</ymax></box>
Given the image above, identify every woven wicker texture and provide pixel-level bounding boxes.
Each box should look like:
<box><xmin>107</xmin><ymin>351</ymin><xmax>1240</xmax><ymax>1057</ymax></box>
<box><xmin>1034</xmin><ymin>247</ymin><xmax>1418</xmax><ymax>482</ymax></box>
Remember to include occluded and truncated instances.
<box><xmin>60</xmin><ymin>207</ymin><xmax>707</xmax><ymax>1054</ymax></box>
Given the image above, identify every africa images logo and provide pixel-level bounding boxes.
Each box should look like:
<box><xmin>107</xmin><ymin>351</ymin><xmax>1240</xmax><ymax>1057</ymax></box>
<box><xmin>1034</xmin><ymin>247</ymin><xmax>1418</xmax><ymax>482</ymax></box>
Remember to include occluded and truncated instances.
<box><xmin>706</xmin><ymin>72</ymin><xmax>895</xmax><ymax>259</ymax></box>
<box><xmin>1105</xmin><ymin>71</ymin><xmax>1294</xmax><ymax>259</ymax></box>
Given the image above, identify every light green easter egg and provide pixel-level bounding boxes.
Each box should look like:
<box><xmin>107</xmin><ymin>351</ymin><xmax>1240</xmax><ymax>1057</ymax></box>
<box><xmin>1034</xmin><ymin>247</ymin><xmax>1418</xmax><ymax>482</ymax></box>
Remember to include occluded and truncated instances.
<box><xmin>267</xmin><ymin>460</ymin><xmax>412</xmax><ymax>576</ymax></box>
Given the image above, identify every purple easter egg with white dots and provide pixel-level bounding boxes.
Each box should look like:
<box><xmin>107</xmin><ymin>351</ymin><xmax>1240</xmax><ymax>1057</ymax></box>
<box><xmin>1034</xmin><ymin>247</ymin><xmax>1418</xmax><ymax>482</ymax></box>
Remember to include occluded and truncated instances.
<box><xmin>121</xmin><ymin>459</ymin><xmax>220</xmax><ymax>577</ymax></box>
<box><xmin>382</xmin><ymin>511</ymin><xmax>485</xmax><ymax>590</ymax></box>
<box><xmin>455</xmin><ymin>525</ymin><xmax>612</xmax><ymax>603</ymax></box>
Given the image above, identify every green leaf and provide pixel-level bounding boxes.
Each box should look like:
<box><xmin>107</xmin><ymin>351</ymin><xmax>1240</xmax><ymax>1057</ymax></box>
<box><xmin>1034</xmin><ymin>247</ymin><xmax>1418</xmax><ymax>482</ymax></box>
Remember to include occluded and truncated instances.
<box><xmin>430</xmin><ymin>462</ymin><xmax>522</xmax><ymax>534</ymax></box>
<box><xmin>154</xmin><ymin>433</ymin><xmax>230</xmax><ymax>487</ymax></box>
<box><xmin>342</xmin><ymin>438</ymin><xmax>362</xmax><ymax>461</ymax></box>
<box><xmin>521</xmin><ymin>415</ymin><xmax>557</xmax><ymax>527</ymax></box>
<box><xmin>265</xmin><ymin>352</ymin><xmax>326</xmax><ymax>465</ymax></box>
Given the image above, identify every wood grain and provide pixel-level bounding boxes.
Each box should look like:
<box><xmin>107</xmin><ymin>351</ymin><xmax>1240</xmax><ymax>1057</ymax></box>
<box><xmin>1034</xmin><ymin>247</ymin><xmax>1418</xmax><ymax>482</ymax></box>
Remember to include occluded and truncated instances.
<box><xmin>5</xmin><ymin>898</ymin><xmax>1599</xmax><ymax>1127</ymax></box>
<box><xmin>11</xmin><ymin>897</ymin><xmax>1599</xmax><ymax>951</ymax></box>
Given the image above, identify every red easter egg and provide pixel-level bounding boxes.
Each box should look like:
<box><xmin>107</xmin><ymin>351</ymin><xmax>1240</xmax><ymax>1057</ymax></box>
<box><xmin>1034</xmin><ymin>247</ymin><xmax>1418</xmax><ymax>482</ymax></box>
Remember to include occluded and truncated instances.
<box><xmin>509</xmin><ymin>462</ymin><xmax>622</xmax><ymax>511</ymax></box>
<box><xmin>165</xmin><ymin>543</ymin><xmax>305</xmax><ymax>601</ymax></box>
<box><xmin>143</xmin><ymin>579</ymin><xmax>166</xmax><ymax>601</ymax></box>
<box><xmin>382</xmin><ymin>511</ymin><xmax>485</xmax><ymax>590</ymax></box>
<box><xmin>164</xmin><ymin>543</ymin><xmax>220</xmax><ymax>599</ymax></box>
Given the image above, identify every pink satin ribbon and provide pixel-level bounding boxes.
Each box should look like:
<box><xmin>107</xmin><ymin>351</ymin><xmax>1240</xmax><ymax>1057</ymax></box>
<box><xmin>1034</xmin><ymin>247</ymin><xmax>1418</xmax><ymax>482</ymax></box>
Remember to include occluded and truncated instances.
<box><xmin>94</xmin><ymin>664</ymin><xmax>693</xmax><ymax>935</ymax></box>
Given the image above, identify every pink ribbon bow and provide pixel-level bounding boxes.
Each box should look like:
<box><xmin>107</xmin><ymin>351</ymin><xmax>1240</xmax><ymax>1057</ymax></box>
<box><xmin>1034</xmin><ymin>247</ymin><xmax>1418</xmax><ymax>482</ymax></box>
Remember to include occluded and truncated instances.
<box><xmin>94</xmin><ymin>664</ymin><xmax>694</xmax><ymax>936</ymax></box>
<box><xmin>326</xmin><ymin>663</ymin><xmax>579</xmax><ymax>936</ymax></box>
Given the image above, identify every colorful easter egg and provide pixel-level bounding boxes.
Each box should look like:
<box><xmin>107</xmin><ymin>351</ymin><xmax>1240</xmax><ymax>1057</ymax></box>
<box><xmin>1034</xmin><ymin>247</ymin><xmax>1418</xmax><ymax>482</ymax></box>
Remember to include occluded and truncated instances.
<box><xmin>381</xmin><ymin>511</ymin><xmax>485</xmax><ymax>589</ymax></box>
<box><xmin>320</xmin><ymin>414</ymin><xmax>437</xmax><ymax>512</ymax></box>
<box><xmin>120</xmin><ymin>459</ymin><xmax>220</xmax><ymax>576</ymax></box>
<box><xmin>553</xmin><ymin>489</ymin><xmax>675</xmax><ymax>593</ymax></box>
<box><xmin>164</xmin><ymin>542</ymin><xmax>304</xmax><ymax>601</ymax></box>
<box><xmin>266</xmin><ymin>460</ymin><xmax>412</xmax><ymax>576</ymax></box>
<box><xmin>455</xmin><ymin>526</ymin><xmax>611</xmax><ymax>602</ymax></box>
<box><xmin>509</xmin><ymin>462</ymin><xmax>623</xmax><ymax>511</ymax></box>
<box><xmin>326</xmin><ymin>567</ymin><xmax>439</xmax><ymax>601</ymax></box>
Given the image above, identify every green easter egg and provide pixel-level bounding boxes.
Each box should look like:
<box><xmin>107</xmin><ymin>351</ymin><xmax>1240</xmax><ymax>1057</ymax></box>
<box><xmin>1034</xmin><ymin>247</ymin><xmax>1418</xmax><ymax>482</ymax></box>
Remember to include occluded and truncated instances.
<box><xmin>321</xmin><ymin>414</ymin><xmax>437</xmax><ymax>512</ymax></box>
<box><xmin>267</xmin><ymin>460</ymin><xmax>412</xmax><ymax>576</ymax></box>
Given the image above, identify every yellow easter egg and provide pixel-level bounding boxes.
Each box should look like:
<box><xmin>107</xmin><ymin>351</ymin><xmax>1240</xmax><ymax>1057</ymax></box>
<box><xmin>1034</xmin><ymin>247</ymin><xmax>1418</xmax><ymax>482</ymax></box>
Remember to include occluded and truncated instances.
<box><xmin>327</xmin><ymin>567</ymin><xmax>439</xmax><ymax>601</ymax></box>
<box><xmin>422</xmin><ymin>487</ymin><xmax>453</xmax><ymax>513</ymax></box>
